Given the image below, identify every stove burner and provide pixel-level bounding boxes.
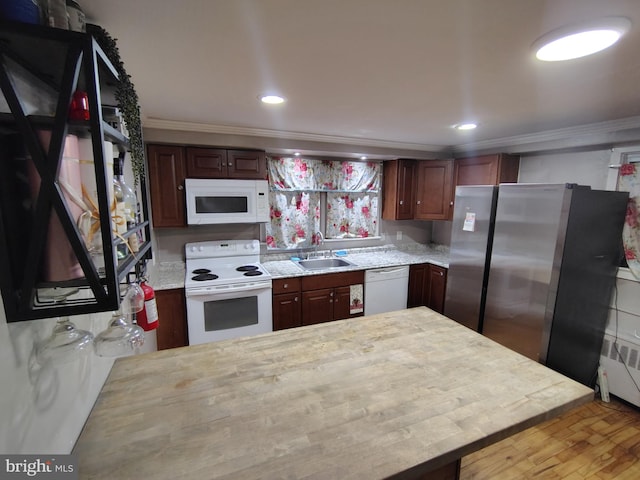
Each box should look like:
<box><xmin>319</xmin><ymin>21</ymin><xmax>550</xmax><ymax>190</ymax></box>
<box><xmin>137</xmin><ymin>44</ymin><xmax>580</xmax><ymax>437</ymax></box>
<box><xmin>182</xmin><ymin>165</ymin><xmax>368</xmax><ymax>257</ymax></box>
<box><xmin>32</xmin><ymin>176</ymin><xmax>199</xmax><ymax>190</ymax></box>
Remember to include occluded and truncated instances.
<box><xmin>243</xmin><ymin>270</ymin><xmax>263</xmax><ymax>277</ymax></box>
<box><xmin>236</xmin><ymin>265</ymin><xmax>259</xmax><ymax>272</ymax></box>
<box><xmin>192</xmin><ymin>273</ymin><xmax>219</xmax><ymax>281</ymax></box>
<box><xmin>192</xmin><ymin>268</ymin><xmax>211</xmax><ymax>274</ymax></box>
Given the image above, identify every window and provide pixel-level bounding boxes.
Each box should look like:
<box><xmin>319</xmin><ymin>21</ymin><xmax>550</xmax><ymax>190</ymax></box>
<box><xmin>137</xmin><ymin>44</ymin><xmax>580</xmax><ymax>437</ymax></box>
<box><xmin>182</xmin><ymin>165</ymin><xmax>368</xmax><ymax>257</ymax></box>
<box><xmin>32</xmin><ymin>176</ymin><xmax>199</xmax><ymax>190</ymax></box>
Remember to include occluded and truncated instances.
<box><xmin>265</xmin><ymin>156</ymin><xmax>380</xmax><ymax>250</ymax></box>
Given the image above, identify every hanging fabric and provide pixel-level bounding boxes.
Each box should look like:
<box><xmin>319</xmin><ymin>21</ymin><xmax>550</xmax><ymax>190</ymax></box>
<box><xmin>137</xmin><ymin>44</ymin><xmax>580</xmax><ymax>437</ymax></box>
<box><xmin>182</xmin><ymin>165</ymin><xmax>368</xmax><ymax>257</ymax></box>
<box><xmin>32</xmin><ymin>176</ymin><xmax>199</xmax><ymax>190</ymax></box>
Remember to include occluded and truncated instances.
<box><xmin>266</xmin><ymin>156</ymin><xmax>380</xmax><ymax>249</ymax></box>
<box><xmin>618</xmin><ymin>162</ymin><xmax>640</xmax><ymax>279</ymax></box>
<box><xmin>326</xmin><ymin>192</ymin><xmax>378</xmax><ymax>239</ymax></box>
<box><xmin>265</xmin><ymin>191</ymin><xmax>320</xmax><ymax>249</ymax></box>
<box><xmin>268</xmin><ymin>156</ymin><xmax>380</xmax><ymax>192</ymax></box>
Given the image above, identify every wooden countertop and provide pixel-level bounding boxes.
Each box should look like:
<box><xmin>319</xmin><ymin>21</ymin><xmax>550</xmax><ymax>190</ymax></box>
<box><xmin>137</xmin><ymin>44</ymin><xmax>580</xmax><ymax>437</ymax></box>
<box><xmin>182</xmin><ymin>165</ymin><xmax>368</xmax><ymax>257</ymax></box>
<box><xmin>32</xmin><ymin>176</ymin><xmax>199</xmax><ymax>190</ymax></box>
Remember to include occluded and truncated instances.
<box><xmin>74</xmin><ymin>307</ymin><xmax>593</xmax><ymax>479</ymax></box>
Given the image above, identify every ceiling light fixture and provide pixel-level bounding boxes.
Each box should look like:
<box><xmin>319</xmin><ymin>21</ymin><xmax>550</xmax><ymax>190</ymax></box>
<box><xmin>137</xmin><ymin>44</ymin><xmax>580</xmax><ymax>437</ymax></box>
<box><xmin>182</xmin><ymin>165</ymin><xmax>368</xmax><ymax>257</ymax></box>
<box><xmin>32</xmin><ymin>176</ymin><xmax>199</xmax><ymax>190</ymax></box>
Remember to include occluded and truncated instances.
<box><xmin>259</xmin><ymin>94</ymin><xmax>285</xmax><ymax>104</ymax></box>
<box><xmin>455</xmin><ymin>123</ymin><xmax>477</xmax><ymax>131</ymax></box>
<box><xmin>533</xmin><ymin>17</ymin><xmax>631</xmax><ymax>62</ymax></box>
<box><xmin>360</xmin><ymin>156</ymin><xmax>368</xmax><ymax>160</ymax></box>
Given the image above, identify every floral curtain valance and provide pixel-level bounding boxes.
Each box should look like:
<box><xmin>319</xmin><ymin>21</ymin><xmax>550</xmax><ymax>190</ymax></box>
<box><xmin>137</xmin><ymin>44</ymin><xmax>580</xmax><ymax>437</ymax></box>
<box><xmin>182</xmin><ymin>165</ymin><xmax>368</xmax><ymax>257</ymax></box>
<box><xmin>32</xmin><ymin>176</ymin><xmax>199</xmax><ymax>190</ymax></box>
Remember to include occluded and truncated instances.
<box><xmin>268</xmin><ymin>156</ymin><xmax>380</xmax><ymax>192</ymax></box>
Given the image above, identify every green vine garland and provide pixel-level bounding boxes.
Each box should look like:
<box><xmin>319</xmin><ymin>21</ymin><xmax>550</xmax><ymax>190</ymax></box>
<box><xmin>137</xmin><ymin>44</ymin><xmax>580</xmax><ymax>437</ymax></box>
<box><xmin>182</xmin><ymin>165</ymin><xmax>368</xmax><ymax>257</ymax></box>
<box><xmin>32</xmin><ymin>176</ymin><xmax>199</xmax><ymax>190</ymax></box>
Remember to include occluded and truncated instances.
<box><xmin>87</xmin><ymin>24</ymin><xmax>145</xmax><ymax>185</ymax></box>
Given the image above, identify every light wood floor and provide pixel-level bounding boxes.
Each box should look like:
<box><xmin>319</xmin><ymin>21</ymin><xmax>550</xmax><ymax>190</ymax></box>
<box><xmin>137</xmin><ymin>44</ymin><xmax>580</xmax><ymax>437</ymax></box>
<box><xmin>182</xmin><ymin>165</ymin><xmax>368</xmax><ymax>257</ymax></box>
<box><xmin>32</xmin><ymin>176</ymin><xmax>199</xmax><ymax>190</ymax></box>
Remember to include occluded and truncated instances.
<box><xmin>460</xmin><ymin>397</ymin><xmax>640</xmax><ymax>479</ymax></box>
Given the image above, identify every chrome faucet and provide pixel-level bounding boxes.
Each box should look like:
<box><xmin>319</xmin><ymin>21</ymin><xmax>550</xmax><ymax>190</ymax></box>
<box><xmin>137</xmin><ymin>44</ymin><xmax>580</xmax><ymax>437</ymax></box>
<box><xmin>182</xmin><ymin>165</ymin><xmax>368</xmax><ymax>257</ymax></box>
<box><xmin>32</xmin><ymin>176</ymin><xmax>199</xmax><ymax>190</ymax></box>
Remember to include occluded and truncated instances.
<box><xmin>314</xmin><ymin>231</ymin><xmax>324</xmax><ymax>258</ymax></box>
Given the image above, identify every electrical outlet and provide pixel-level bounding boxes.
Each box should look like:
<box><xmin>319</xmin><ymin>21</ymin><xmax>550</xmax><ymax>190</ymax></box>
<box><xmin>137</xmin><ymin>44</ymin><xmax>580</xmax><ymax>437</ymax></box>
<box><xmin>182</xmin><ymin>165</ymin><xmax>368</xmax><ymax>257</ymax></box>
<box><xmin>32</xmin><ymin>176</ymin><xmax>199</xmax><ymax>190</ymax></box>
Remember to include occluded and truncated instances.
<box><xmin>396</xmin><ymin>231</ymin><xmax>403</xmax><ymax>241</ymax></box>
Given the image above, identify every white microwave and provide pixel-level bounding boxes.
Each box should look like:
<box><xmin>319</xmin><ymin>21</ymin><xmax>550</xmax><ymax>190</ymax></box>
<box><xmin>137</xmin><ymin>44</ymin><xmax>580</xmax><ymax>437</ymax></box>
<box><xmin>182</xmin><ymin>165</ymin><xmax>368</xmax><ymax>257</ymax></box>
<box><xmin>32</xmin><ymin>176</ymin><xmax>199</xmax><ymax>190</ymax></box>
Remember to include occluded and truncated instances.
<box><xmin>185</xmin><ymin>179</ymin><xmax>270</xmax><ymax>225</ymax></box>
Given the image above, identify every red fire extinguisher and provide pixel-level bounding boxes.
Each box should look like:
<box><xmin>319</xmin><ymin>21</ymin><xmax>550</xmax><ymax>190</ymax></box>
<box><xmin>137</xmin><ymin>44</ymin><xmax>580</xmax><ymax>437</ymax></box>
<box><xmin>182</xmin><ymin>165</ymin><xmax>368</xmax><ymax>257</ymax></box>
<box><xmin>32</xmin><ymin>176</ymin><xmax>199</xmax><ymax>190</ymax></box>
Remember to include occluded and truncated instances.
<box><xmin>136</xmin><ymin>280</ymin><xmax>159</xmax><ymax>331</ymax></box>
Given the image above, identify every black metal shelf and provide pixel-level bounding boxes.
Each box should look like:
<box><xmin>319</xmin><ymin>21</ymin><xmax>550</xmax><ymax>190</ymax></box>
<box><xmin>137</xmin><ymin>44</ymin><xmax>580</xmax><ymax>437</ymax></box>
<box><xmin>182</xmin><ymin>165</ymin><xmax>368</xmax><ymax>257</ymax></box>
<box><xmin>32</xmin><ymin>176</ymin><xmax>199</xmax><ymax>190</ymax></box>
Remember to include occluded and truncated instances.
<box><xmin>0</xmin><ymin>20</ymin><xmax>152</xmax><ymax>322</ymax></box>
<box><xmin>0</xmin><ymin>113</ymin><xmax>130</xmax><ymax>147</ymax></box>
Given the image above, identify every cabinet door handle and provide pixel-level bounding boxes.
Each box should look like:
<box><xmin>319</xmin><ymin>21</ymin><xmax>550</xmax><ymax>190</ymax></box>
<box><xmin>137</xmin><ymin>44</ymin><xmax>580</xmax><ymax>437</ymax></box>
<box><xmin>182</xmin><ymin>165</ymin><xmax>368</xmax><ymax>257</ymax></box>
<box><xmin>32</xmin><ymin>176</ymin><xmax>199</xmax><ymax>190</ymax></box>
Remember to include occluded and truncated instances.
<box><xmin>438</xmin><ymin>271</ymin><xmax>443</xmax><ymax>276</ymax></box>
<box><xmin>329</xmin><ymin>291</ymin><xmax>334</xmax><ymax>296</ymax></box>
<box><xmin>178</xmin><ymin>185</ymin><xmax>184</xmax><ymax>191</ymax></box>
<box><xmin>228</xmin><ymin>162</ymin><xmax>233</xmax><ymax>167</ymax></box>
<box><xmin>417</xmin><ymin>200</ymin><xmax>421</xmax><ymax>205</ymax></box>
<box><xmin>399</xmin><ymin>200</ymin><xmax>404</xmax><ymax>205</ymax></box>
<box><xmin>294</xmin><ymin>296</ymin><xmax>298</xmax><ymax>302</ymax></box>
<box><xmin>450</xmin><ymin>201</ymin><xmax>454</xmax><ymax>205</ymax></box>
<box><xmin>283</xmin><ymin>283</ymin><xmax>288</xmax><ymax>289</ymax></box>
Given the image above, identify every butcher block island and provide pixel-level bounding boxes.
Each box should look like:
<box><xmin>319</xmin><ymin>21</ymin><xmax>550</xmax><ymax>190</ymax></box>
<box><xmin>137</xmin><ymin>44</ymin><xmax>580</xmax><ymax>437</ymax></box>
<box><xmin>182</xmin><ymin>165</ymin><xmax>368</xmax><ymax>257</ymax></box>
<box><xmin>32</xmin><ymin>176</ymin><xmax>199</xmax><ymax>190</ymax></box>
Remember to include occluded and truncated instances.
<box><xmin>74</xmin><ymin>307</ymin><xmax>592</xmax><ymax>479</ymax></box>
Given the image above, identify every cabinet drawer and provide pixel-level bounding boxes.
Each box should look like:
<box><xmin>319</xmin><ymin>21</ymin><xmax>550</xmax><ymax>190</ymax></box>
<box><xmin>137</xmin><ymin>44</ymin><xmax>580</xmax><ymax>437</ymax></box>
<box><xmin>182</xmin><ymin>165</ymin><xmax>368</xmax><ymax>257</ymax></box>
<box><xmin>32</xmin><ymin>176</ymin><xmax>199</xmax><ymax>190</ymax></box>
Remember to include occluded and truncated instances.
<box><xmin>273</xmin><ymin>277</ymin><xmax>301</xmax><ymax>294</ymax></box>
<box><xmin>301</xmin><ymin>270</ymin><xmax>365</xmax><ymax>291</ymax></box>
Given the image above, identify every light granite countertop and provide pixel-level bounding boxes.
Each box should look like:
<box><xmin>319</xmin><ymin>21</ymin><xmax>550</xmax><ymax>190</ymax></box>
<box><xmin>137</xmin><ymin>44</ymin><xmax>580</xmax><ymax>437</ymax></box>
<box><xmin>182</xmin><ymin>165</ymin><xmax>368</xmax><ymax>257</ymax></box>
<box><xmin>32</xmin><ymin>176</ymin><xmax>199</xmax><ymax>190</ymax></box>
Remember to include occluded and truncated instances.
<box><xmin>149</xmin><ymin>244</ymin><xmax>449</xmax><ymax>290</ymax></box>
<box><xmin>262</xmin><ymin>243</ymin><xmax>448</xmax><ymax>278</ymax></box>
<box><xmin>147</xmin><ymin>261</ymin><xmax>186</xmax><ymax>290</ymax></box>
<box><xmin>74</xmin><ymin>307</ymin><xmax>593</xmax><ymax>479</ymax></box>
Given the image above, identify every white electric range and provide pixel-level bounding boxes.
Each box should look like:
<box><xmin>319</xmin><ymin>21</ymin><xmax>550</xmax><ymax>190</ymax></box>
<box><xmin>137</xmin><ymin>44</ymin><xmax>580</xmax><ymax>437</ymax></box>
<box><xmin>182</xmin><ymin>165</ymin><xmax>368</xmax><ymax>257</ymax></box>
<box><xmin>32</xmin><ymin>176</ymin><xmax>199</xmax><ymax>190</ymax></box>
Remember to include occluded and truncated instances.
<box><xmin>184</xmin><ymin>239</ymin><xmax>272</xmax><ymax>345</ymax></box>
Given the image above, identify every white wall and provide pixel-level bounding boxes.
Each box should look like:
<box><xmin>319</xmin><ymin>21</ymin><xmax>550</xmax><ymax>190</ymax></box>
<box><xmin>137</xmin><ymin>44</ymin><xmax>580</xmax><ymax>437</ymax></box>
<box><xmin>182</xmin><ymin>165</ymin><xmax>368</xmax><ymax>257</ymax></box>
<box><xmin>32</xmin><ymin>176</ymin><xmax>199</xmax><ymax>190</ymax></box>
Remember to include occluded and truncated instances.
<box><xmin>0</xmin><ymin>303</ymin><xmax>115</xmax><ymax>454</ymax></box>
<box><xmin>518</xmin><ymin>149</ymin><xmax>612</xmax><ymax>188</ymax></box>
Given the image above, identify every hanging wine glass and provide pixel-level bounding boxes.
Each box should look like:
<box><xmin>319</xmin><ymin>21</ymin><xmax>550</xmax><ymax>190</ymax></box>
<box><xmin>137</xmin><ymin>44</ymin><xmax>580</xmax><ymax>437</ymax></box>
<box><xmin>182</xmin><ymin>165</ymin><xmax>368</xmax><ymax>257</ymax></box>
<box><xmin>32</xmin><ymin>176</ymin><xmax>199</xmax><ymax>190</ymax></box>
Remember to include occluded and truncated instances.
<box><xmin>121</xmin><ymin>280</ymin><xmax>144</xmax><ymax>315</ymax></box>
<box><xmin>93</xmin><ymin>310</ymin><xmax>145</xmax><ymax>357</ymax></box>
<box><xmin>94</xmin><ymin>281</ymin><xmax>145</xmax><ymax>357</ymax></box>
<box><xmin>35</xmin><ymin>316</ymin><xmax>94</xmax><ymax>365</ymax></box>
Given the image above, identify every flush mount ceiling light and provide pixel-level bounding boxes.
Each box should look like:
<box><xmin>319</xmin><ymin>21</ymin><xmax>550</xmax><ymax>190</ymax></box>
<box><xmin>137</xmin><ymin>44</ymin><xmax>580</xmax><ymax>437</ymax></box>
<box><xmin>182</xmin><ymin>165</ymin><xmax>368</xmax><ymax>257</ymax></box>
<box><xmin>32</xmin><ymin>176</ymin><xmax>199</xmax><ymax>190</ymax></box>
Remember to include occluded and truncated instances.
<box><xmin>259</xmin><ymin>94</ymin><xmax>285</xmax><ymax>104</ymax></box>
<box><xmin>454</xmin><ymin>123</ymin><xmax>478</xmax><ymax>131</ymax></box>
<box><xmin>533</xmin><ymin>17</ymin><xmax>631</xmax><ymax>61</ymax></box>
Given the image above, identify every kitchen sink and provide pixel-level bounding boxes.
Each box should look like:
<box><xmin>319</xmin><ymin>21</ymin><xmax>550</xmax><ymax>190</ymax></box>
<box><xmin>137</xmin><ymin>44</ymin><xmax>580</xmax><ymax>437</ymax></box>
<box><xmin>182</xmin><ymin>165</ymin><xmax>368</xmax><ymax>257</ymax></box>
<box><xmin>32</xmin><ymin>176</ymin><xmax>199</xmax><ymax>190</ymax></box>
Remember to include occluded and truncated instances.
<box><xmin>295</xmin><ymin>258</ymin><xmax>356</xmax><ymax>270</ymax></box>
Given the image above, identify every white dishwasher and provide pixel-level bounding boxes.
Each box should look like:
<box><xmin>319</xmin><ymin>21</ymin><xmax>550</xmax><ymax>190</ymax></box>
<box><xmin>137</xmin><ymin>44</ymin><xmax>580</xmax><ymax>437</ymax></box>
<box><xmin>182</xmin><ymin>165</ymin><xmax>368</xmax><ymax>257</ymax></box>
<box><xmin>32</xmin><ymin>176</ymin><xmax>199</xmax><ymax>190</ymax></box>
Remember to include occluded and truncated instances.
<box><xmin>364</xmin><ymin>266</ymin><xmax>410</xmax><ymax>316</ymax></box>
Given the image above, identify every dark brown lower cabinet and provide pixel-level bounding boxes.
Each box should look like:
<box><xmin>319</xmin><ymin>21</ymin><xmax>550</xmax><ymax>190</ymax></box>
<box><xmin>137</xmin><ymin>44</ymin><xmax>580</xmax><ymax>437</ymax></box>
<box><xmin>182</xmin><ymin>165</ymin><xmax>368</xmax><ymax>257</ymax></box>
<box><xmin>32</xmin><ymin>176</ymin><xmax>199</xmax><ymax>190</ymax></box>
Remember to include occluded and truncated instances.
<box><xmin>155</xmin><ymin>288</ymin><xmax>188</xmax><ymax>350</ymax></box>
<box><xmin>408</xmin><ymin>263</ymin><xmax>448</xmax><ymax>314</ymax></box>
<box><xmin>273</xmin><ymin>291</ymin><xmax>302</xmax><ymax>330</ymax></box>
<box><xmin>428</xmin><ymin>265</ymin><xmax>447</xmax><ymax>314</ymax></box>
<box><xmin>272</xmin><ymin>278</ymin><xmax>302</xmax><ymax>330</ymax></box>
<box><xmin>333</xmin><ymin>286</ymin><xmax>353</xmax><ymax>320</ymax></box>
<box><xmin>301</xmin><ymin>288</ymin><xmax>334</xmax><ymax>325</ymax></box>
<box><xmin>273</xmin><ymin>271</ymin><xmax>365</xmax><ymax>330</ymax></box>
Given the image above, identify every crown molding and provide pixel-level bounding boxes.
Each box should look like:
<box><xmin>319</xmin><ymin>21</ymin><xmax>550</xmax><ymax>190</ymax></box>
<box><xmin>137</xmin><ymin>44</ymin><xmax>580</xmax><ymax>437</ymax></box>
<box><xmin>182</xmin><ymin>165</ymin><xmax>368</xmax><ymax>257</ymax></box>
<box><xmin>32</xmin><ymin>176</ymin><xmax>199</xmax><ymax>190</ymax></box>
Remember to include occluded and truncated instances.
<box><xmin>143</xmin><ymin>115</ymin><xmax>640</xmax><ymax>157</ymax></box>
<box><xmin>452</xmin><ymin>116</ymin><xmax>640</xmax><ymax>155</ymax></box>
<box><xmin>142</xmin><ymin>118</ymin><xmax>445</xmax><ymax>152</ymax></box>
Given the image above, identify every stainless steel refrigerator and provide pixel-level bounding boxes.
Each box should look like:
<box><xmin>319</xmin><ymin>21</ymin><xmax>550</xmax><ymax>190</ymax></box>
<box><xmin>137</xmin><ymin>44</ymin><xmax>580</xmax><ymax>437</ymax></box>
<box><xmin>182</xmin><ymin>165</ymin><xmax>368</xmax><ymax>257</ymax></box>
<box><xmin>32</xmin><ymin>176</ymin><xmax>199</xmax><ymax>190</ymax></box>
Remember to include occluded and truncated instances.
<box><xmin>444</xmin><ymin>183</ymin><xmax>628</xmax><ymax>386</ymax></box>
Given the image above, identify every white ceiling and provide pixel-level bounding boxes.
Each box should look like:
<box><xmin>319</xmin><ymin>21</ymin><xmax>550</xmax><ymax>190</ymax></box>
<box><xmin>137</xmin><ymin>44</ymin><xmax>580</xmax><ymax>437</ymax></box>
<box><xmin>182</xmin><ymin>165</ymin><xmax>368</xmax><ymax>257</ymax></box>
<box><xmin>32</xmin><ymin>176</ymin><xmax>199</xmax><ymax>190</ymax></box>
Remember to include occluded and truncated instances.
<box><xmin>81</xmin><ymin>0</ymin><xmax>640</xmax><ymax>156</ymax></box>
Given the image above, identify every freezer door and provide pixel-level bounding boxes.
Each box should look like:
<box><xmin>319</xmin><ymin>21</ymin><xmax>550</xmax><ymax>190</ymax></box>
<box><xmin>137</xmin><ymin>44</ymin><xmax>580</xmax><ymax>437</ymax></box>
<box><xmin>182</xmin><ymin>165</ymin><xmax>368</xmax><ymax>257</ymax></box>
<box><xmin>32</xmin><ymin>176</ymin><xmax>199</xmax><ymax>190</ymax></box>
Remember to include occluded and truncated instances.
<box><xmin>543</xmin><ymin>188</ymin><xmax>628</xmax><ymax>386</ymax></box>
<box><xmin>482</xmin><ymin>184</ymin><xmax>569</xmax><ymax>361</ymax></box>
<box><xmin>444</xmin><ymin>185</ymin><xmax>497</xmax><ymax>331</ymax></box>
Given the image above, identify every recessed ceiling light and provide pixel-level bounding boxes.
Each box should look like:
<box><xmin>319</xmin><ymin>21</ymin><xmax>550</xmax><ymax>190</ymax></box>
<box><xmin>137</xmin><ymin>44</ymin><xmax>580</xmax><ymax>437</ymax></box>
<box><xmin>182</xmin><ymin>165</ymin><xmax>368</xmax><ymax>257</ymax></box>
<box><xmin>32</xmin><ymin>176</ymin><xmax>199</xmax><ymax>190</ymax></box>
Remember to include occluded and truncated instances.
<box><xmin>455</xmin><ymin>123</ymin><xmax>478</xmax><ymax>131</ymax></box>
<box><xmin>294</xmin><ymin>152</ymin><xmax>301</xmax><ymax>156</ymax></box>
<box><xmin>533</xmin><ymin>17</ymin><xmax>631</xmax><ymax>62</ymax></box>
<box><xmin>360</xmin><ymin>156</ymin><xmax>368</xmax><ymax>160</ymax></box>
<box><xmin>259</xmin><ymin>94</ymin><xmax>285</xmax><ymax>104</ymax></box>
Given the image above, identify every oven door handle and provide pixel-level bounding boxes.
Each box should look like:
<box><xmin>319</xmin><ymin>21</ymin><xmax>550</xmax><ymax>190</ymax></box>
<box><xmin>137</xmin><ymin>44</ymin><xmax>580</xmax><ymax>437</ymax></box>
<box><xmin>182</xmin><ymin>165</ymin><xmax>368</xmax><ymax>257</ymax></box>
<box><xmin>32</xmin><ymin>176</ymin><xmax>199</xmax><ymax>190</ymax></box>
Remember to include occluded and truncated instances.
<box><xmin>186</xmin><ymin>281</ymin><xmax>272</xmax><ymax>297</ymax></box>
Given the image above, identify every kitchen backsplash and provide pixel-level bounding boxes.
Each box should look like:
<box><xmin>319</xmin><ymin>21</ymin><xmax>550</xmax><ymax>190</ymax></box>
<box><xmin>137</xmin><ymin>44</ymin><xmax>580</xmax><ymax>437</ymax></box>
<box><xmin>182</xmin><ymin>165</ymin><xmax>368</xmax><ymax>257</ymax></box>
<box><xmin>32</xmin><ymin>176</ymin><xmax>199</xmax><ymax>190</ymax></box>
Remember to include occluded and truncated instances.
<box><xmin>151</xmin><ymin>219</ymin><xmax>433</xmax><ymax>263</ymax></box>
